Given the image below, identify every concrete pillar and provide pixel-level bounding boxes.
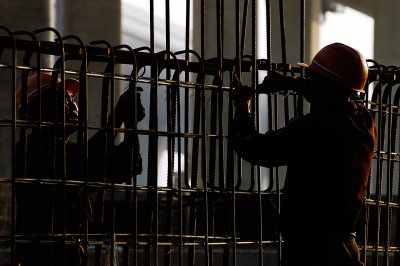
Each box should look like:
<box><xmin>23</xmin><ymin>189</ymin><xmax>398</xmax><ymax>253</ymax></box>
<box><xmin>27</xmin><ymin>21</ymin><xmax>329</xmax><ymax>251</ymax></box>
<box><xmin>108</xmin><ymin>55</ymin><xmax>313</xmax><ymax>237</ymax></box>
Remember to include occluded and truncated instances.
<box><xmin>371</xmin><ymin>0</ymin><xmax>400</xmax><ymax>65</ymax></box>
<box><xmin>0</xmin><ymin>0</ymin><xmax>51</xmax><ymax>31</ymax></box>
<box><xmin>57</xmin><ymin>0</ymin><xmax>122</xmax><ymax>126</ymax></box>
<box><xmin>56</xmin><ymin>0</ymin><xmax>121</xmax><ymax>45</ymax></box>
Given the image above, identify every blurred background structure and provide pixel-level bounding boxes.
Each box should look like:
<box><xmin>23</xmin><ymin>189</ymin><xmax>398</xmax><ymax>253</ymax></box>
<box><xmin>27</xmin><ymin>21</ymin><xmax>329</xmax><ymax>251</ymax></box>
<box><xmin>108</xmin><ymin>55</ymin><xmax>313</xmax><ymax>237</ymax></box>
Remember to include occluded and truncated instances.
<box><xmin>0</xmin><ymin>0</ymin><xmax>399</xmax><ymax>265</ymax></box>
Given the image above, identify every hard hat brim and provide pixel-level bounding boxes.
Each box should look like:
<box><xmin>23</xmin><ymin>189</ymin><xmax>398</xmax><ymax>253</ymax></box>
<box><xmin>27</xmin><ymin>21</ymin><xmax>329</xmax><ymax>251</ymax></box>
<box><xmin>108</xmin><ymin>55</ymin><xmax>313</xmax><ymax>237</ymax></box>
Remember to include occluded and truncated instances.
<box><xmin>297</xmin><ymin>62</ymin><xmax>309</xmax><ymax>68</ymax></box>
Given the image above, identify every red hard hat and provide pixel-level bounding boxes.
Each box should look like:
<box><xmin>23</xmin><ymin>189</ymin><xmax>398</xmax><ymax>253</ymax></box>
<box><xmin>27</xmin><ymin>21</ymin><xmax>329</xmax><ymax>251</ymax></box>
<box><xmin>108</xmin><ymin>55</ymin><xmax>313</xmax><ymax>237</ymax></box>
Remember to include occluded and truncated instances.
<box><xmin>299</xmin><ymin>42</ymin><xmax>368</xmax><ymax>92</ymax></box>
<box><xmin>16</xmin><ymin>72</ymin><xmax>79</xmax><ymax>117</ymax></box>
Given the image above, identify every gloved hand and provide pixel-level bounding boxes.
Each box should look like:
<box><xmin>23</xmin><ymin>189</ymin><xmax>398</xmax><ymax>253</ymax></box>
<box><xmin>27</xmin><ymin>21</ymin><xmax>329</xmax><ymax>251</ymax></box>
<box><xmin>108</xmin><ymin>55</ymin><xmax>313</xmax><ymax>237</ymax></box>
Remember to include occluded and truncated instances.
<box><xmin>113</xmin><ymin>87</ymin><xmax>145</xmax><ymax>180</ymax></box>
<box><xmin>114</xmin><ymin>87</ymin><xmax>146</xmax><ymax>129</ymax></box>
<box><xmin>232</xmin><ymin>83</ymin><xmax>254</xmax><ymax>114</ymax></box>
<box><xmin>258</xmin><ymin>71</ymin><xmax>305</xmax><ymax>94</ymax></box>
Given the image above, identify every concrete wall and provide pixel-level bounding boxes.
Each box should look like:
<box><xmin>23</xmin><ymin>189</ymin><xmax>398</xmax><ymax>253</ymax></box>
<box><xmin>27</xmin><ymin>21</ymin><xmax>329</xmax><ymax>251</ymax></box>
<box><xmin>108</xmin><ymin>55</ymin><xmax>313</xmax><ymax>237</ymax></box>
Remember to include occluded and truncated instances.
<box><xmin>57</xmin><ymin>0</ymin><xmax>121</xmax><ymax>45</ymax></box>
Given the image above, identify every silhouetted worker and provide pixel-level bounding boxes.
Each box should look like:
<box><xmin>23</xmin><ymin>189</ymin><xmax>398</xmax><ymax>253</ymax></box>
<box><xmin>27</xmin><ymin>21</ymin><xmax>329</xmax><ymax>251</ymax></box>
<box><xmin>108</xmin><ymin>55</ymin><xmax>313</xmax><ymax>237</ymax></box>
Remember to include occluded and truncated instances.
<box><xmin>15</xmin><ymin>72</ymin><xmax>145</xmax><ymax>265</ymax></box>
<box><xmin>232</xmin><ymin>43</ymin><xmax>377</xmax><ymax>266</ymax></box>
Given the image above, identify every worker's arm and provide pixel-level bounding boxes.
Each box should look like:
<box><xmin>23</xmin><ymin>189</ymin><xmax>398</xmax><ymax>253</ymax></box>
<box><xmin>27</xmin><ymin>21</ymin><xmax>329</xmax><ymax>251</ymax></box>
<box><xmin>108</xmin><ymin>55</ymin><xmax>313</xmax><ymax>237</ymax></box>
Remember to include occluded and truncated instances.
<box><xmin>231</xmin><ymin>81</ymin><xmax>295</xmax><ymax>167</ymax></box>
<box><xmin>231</xmin><ymin>71</ymin><xmax>308</xmax><ymax>167</ymax></box>
<box><xmin>88</xmin><ymin>87</ymin><xmax>145</xmax><ymax>182</ymax></box>
<box><xmin>232</xmin><ymin>111</ymin><xmax>292</xmax><ymax>167</ymax></box>
<box><xmin>257</xmin><ymin>71</ymin><xmax>305</xmax><ymax>94</ymax></box>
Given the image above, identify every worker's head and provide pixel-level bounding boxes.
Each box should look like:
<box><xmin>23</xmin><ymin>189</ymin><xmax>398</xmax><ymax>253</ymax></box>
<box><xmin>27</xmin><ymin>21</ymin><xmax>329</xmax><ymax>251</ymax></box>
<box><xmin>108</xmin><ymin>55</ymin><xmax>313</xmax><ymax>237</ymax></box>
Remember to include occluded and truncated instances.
<box><xmin>299</xmin><ymin>42</ymin><xmax>368</xmax><ymax>105</ymax></box>
<box><xmin>17</xmin><ymin>72</ymin><xmax>80</xmax><ymax>134</ymax></box>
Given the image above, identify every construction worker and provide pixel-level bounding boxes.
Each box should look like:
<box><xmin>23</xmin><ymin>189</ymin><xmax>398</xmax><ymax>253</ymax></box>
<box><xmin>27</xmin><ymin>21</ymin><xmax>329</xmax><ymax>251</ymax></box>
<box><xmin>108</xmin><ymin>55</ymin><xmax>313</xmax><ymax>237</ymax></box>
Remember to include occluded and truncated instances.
<box><xmin>232</xmin><ymin>43</ymin><xmax>377</xmax><ymax>266</ymax></box>
<box><xmin>15</xmin><ymin>72</ymin><xmax>145</xmax><ymax>265</ymax></box>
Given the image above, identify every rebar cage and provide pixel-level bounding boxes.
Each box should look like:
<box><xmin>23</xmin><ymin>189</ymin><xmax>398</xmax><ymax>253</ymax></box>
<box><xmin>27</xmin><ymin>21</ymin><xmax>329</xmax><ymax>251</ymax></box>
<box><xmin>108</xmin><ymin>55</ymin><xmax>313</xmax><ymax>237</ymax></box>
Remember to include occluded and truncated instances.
<box><xmin>0</xmin><ymin>1</ymin><xmax>399</xmax><ymax>266</ymax></box>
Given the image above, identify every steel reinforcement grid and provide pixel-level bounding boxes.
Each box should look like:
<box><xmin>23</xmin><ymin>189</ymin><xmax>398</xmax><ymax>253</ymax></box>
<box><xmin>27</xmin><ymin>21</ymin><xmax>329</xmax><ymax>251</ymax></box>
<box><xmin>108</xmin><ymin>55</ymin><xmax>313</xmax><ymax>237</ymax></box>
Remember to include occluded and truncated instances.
<box><xmin>0</xmin><ymin>1</ymin><xmax>399</xmax><ymax>266</ymax></box>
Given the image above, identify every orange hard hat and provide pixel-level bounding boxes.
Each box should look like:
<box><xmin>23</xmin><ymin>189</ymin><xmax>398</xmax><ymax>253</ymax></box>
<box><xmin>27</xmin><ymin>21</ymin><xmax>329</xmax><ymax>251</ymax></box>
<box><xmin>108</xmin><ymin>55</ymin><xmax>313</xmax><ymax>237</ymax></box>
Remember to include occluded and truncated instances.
<box><xmin>298</xmin><ymin>42</ymin><xmax>368</xmax><ymax>92</ymax></box>
<box><xmin>16</xmin><ymin>72</ymin><xmax>79</xmax><ymax>117</ymax></box>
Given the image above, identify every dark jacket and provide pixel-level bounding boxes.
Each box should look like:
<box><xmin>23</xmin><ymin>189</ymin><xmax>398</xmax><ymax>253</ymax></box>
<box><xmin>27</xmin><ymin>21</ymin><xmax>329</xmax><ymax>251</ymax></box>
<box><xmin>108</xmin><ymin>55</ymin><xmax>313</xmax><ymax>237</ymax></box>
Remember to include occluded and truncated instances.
<box><xmin>16</xmin><ymin>129</ymin><xmax>141</xmax><ymax>234</ymax></box>
<box><xmin>233</xmin><ymin>101</ymin><xmax>377</xmax><ymax>236</ymax></box>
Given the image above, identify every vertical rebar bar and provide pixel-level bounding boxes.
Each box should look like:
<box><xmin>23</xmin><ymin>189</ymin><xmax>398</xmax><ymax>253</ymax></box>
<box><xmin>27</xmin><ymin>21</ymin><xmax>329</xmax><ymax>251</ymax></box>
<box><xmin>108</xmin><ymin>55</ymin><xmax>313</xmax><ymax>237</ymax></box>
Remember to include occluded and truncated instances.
<box><xmin>1</xmin><ymin>26</ymin><xmax>16</xmax><ymax>266</ymax></box>
<box><xmin>200</xmin><ymin>2</ymin><xmax>210</xmax><ymax>263</ymax></box>
<box><xmin>184</xmin><ymin>0</ymin><xmax>191</xmax><ymax>189</ymax></box>
<box><xmin>369</xmin><ymin>60</ymin><xmax>383</xmax><ymax>266</ymax></box>
<box><xmin>63</xmin><ymin>34</ymin><xmax>89</xmax><ymax>261</ymax></box>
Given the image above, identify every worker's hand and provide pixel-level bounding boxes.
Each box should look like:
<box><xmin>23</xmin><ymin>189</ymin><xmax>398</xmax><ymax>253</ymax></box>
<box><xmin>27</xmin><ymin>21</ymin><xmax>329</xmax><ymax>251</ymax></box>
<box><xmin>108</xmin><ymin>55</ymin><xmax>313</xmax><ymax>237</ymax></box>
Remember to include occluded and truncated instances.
<box><xmin>258</xmin><ymin>71</ymin><xmax>303</xmax><ymax>94</ymax></box>
<box><xmin>232</xmin><ymin>85</ymin><xmax>254</xmax><ymax>114</ymax></box>
<box><xmin>114</xmin><ymin>87</ymin><xmax>146</xmax><ymax>129</ymax></box>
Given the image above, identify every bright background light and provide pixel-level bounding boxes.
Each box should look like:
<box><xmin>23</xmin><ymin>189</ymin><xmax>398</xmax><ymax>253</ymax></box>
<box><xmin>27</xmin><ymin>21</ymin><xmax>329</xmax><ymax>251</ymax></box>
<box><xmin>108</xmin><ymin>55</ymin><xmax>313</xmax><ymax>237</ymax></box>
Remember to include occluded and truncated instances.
<box><xmin>319</xmin><ymin>6</ymin><xmax>374</xmax><ymax>59</ymax></box>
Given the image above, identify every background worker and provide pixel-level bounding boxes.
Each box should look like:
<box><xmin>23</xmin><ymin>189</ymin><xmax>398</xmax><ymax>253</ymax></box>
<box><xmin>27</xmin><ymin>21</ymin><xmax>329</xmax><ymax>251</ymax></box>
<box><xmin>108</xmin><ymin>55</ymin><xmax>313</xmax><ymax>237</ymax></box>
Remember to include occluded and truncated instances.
<box><xmin>15</xmin><ymin>72</ymin><xmax>145</xmax><ymax>265</ymax></box>
<box><xmin>232</xmin><ymin>42</ymin><xmax>377</xmax><ymax>266</ymax></box>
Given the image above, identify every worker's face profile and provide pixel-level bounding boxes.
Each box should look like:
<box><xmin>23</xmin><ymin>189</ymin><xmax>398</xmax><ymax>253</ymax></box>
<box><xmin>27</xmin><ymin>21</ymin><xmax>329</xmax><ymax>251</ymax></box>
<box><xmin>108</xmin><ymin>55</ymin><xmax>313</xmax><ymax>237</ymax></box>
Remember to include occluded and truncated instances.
<box><xmin>302</xmin><ymin>71</ymin><xmax>323</xmax><ymax>104</ymax></box>
<box><xmin>65</xmin><ymin>91</ymin><xmax>79</xmax><ymax>124</ymax></box>
<box><xmin>61</xmin><ymin>91</ymin><xmax>79</xmax><ymax>138</ymax></box>
<box><xmin>28</xmin><ymin>89</ymin><xmax>79</xmax><ymax>126</ymax></box>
